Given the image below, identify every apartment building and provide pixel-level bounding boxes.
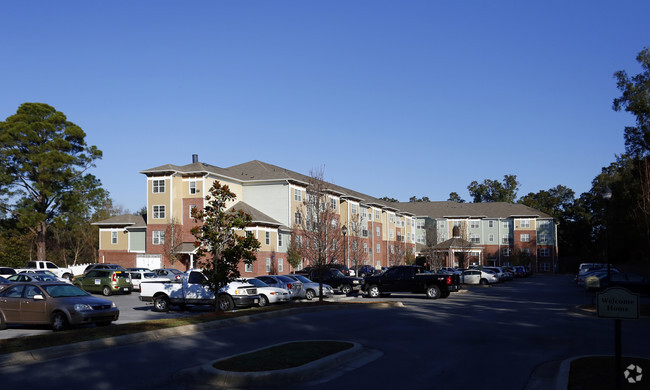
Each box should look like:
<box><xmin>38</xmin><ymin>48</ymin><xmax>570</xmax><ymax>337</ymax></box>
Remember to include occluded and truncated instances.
<box><xmin>95</xmin><ymin>156</ymin><xmax>557</xmax><ymax>274</ymax></box>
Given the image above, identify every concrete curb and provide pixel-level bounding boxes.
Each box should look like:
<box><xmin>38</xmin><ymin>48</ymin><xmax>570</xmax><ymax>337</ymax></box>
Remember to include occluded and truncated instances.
<box><xmin>0</xmin><ymin>301</ymin><xmax>403</xmax><ymax>368</ymax></box>
<box><xmin>173</xmin><ymin>341</ymin><xmax>381</xmax><ymax>388</ymax></box>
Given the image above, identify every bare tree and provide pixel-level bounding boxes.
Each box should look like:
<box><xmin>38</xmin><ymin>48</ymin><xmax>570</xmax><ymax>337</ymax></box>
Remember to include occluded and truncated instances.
<box><xmin>163</xmin><ymin>217</ymin><xmax>184</xmax><ymax>267</ymax></box>
<box><xmin>423</xmin><ymin>225</ymin><xmax>445</xmax><ymax>270</ymax></box>
<box><xmin>346</xmin><ymin>212</ymin><xmax>367</xmax><ymax>274</ymax></box>
<box><xmin>294</xmin><ymin>167</ymin><xmax>344</xmax><ymax>301</ymax></box>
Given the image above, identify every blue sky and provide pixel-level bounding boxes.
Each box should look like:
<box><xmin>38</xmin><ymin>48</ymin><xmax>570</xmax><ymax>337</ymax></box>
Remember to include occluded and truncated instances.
<box><xmin>1</xmin><ymin>1</ymin><xmax>648</xmax><ymax>212</ymax></box>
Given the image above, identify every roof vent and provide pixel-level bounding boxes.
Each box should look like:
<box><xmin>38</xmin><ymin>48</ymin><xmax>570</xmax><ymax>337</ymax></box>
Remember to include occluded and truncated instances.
<box><xmin>192</xmin><ymin>154</ymin><xmax>198</xmax><ymax>163</ymax></box>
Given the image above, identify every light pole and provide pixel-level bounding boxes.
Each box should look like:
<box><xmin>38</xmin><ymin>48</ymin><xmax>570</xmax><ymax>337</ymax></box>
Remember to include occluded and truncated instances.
<box><xmin>341</xmin><ymin>225</ymin><xmax>348</xmax><ymax>271</ymax></box>
<box><xmin>602</xmin><ymin>186</ymin><xmax>612</xmax><ymax>278</ymax></box>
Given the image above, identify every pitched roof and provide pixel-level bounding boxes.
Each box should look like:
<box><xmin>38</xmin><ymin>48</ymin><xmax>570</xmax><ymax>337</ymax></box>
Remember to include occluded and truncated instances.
<box><xmin>92</xmin><ymin>215</ymin><xmax>147</xmax><ymax>228</ymax></box>
<box><xmin>227</xmin><ymin>201</ymin><xmax>286</xmax><ymax>228</ymax></box>
<box><xmin>395</xmin><ymin>201</ymin><xmax>553</xmax><ymax>219</ymax></box>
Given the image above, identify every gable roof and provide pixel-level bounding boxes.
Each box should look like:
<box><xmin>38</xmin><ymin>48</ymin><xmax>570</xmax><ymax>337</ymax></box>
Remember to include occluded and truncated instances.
<box><xmin>395</xmin><ymin>201</ymin><xmax>553</xmax><ymax>220</ymax></box>
<box><xmin>227</xmin><ymin>201</ymin><xmax>286</xmax><ymax>228</ymax></box>
<box><xmin>92</xmin><ymin>214</ymin><xmax>147</xmax><ymax>228</ymax></box>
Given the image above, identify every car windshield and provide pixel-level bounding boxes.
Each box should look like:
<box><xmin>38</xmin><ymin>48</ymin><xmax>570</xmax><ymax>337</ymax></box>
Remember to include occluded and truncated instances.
<box><xmin>293</xmin><ymin>275</ymin><xmax>312</xmax><ymax>283</ymax></box>
<box><xmin>32</xmin><ymin>274</ymin><xmax>58</xmax><ymax>281</ymax></box>
<box><xmin>330</xmin><ymin>270</ymin><xmax>344</xmax><ymax>277</ymax></box>
<box><xmin>44</xmin><ymin>284</ymin><xmax>89</xmax><ymax>297</ymax></box>
<box><xmin>276</xmin><ymin>276</ymin><xmax>295</xmax><ymax>283</ymax></box>
<box><xmin>248</xmin><ymin>279</ymin><xmax>269</xmax><ymax>287</ymax></box>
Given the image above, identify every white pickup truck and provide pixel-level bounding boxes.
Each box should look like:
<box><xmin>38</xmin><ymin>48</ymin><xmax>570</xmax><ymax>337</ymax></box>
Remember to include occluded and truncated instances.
<box><xmin>139</xmin><ymin>270</ymin><xmax>261</xmax><ymax>312</ymax></box>
<box><xmin>15</xmin><ymin>261</ymin><xmax>73</xmax><ymax>281</ymax></box>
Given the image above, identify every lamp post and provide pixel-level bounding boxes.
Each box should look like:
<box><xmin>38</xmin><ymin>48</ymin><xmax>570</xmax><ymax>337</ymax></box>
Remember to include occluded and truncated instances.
<box><xmin>341</xmin><ymin>225</ymin><xmax>348</xmax><ymax>271</ymax></box>
<box><xmin>602</xmin><ymin>186</ymin><xmax>612</xmax><ymax>278</ymax></box>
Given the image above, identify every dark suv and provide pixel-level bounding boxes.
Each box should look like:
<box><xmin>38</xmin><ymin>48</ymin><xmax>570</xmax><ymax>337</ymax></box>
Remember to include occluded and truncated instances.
<box><xmin>307</xmin><ymin>267</ymin><xmax>363</xmax><ymax>294</ymax></box>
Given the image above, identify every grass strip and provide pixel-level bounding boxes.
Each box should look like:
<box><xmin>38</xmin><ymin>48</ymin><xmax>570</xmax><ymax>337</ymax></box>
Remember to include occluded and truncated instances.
<box><xmin>212</xmin><ymin>341</ymin><xmax>354</xmax><ymax>372</ymax></box>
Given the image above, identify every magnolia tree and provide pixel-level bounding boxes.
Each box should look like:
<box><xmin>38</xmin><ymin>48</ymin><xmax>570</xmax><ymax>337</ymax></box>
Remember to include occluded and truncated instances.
<box><xmin>294</xmin><ymin>168</ymin><xmax>344</xmax><ymax>301</ymax></box>
<box><xmin>191</xmin><ymin>181</ymin><xmax>260</xmax><ymax>310</ymax></box>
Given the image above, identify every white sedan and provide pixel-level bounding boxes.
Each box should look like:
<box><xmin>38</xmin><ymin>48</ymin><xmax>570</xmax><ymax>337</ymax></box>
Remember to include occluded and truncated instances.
<box><xmin>244</xmin><ymin>278</ymin><xmax>291</xmax><ymax>307</ymax></box>
<box><xmin>460</xmin><ymin>269</ymin><xmax>499</xmax><ymax>285</ymax></box>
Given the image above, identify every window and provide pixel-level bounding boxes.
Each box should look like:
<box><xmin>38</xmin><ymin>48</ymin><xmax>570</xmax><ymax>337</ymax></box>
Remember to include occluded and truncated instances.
<box><xmin>266</xmin><ymin>258</ymin><xmax>271</xmax><ymax>273</ymax></box>
<box><xmin>363</xmin><ymin>243</ymin><xmax>368</xmax><ymax>253</ymax></box>
<box><xmin>189</xmin><ymin>204</ymin><xmax>196</xmax><ymax>218</ymax></box>
<box><xmin>520</xmin><ymin>219</ymin><xmax>531</xmax><ymax>228</ymax></box>
<box><xmin>278</xmin><ymin>233</ymin><xmax>283</xmax><ymax>247</ymax></box>
<box><xmin>503</xmin><ymin>220</ymin><xmax>511</xmax><ymax>228</ymax></box>
<box><xmin>390</xmin><ymin>229</ymin><xmax>394</xmax><ymax>239</ymax></box>
<box><xmin>539</xmin><ymin>262</ymin><xmax>550</xmax><ymax>271</ymax></box>
<box><xmin>294</xmin><ymin>188</ymin><xmax>302</xmax><ymax>202</ymax></box>
<box><xmin>376</xmin><ymin>226</ymin><xmax>381</xmax><ymax>237</ymax></box>
<box><xmin>453</xmin><ymin>221</ymin><xmax>462</xmax><ymax>228</ymax></box>
<box><xmin>539</xmin><ymin>233</ymin><xmax>550</xmax><ymax>244</ymax></box>
<box><xmin>488</xmin><ymin>234</ymin><xmax>494</xmax><ymax>242</ymax></box>
<box><xmin>278</xmin><ymin>258</ymin><xmax>284</xmax><ymax>273</ymax></box>
<box><xmin>521</xmin><ymin>248</ymin><xmax>531</xmax><ymax>256</ymax></box>
<box><xmin>470</xmin><ymin>220</ymin><xmax>479</xmax><ymax>229</ymax></box>
<box><xmin>362</xmin><ymin>227</ymin><xmax>368</xmax><ymax>237</ymax></box>
<box><xmin>330</xmin><ymin>198</ymin><xmax>337</xmax><ymax>210</ymax></box>
<box><xmin>376</xmin><ymin>244</ymin><xmax>381</xmax><ymax>253</ymax></box>
<box><xmin>351</xmin><ymin>204</ymin><xmax>357</xmax><ymax>214</ymax></box>
<box><xmin>294</xmin><ymin>212</ymin><xmax>302</xmax><ymax>225</ymax></box>
<box><xmin>439</xmin><ymin>221</ymin><xmax>445</xmax><ymax>229</ymax></box>
<box><xmin>389</xmin><ymin>214</ymin><xmax>394</xmax><ymax>223</ymax></box>
<box><xmin>189</xmin><ymin>181</ymin><xmax>197</xmax><ymax>194</ymax></box>
<box><xmin>538</xmin><ymin>248</ymin><xmax>550</xmax><ymax>257</ymax></box>
<box><xmin>502</xmin><ymin>234</ymin><xmax>511</xmax><ymax>244</ymax></box>
<box><xmin>111</xmin><ymin>231</ymin><xmax>118</xmax><ymax>244</ymax></box>
<box><xmin>153</xmin><ymin>205</ymin><xmax>166</xmax><ymax>219</ymax></box>
<box><xmin>361</xmin><ymin>209</ymin><xmax>367</xmax><ymax>219</ymax></box>
<box><xmin>153</xmin><ymin>231</ymin><xmax>165</xmax><ymax>245</ymax></box>
<box><xmin>503</xmin><ymin>247</ymin><xmax>512</xmax><ymax>256</ymax></box>
<box><xmin>539</xmin><ymin>220</ymin><xmax>551</xmax><ymax>228</ymax></box>
<box><xmin>520</xmin><ymin>233</ymin><xmax>530</xmax><ymax>242</ymax></box>
<box><xmin>375</xmin><ymin>210</ymin><xmax>381</xmax><ymax>220</ymax></box>
<box><xmin>470</xmin><ymin>233</ymin><xmax>480</xmax><ymax>243</ymax></box>
<box><xmin>245</xmin><ymin>263</ymin><xmax>253</xmax><ymax>273</ymax></box>
<box><xmin>152</xmin><ymin>180</ymin><xmax>165</xmax><ymax>193</ymax></box>
<box><xmin>265</xmin><ymin>232</ymin><xmax>270</xmax><ymax>245</ymax></box>
<box><xmin>488</xmin><ymin>220</ymin><xmax>494</xmax><ymax>228</ymax></box>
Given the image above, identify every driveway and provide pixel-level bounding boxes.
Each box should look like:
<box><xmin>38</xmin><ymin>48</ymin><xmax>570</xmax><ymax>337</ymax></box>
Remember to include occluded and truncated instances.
<box><xmin>1</xmin><ymin>274</ymin><xmax>648</xmax><ymax>390</ymax></box>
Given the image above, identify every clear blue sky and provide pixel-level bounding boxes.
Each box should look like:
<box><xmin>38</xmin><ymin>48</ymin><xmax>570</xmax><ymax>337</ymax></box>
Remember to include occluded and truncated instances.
<box><xmin>1</xmin><ymin>1</ymin><xmax>648</xmax><ymax>212</ymax></box>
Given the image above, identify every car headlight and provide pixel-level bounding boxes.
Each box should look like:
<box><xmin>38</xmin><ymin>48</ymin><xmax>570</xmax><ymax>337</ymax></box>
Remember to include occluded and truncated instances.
<box><xmin>112</xmin><ymin>302</ymin><xmax>117</xmax><ymax>308</ymax></box>
<box><xmin>353</xmin><ymin>280</ymin><xmax>360</xmax><ymax>284</ymax></box>
<box><xmin>74</xmin><ymin>303</ymin><xmax>93</xmax><ymax>312</ymax></box>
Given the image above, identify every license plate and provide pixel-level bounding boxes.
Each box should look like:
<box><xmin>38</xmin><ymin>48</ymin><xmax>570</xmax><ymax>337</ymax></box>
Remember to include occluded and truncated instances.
<box><xmin>123</xmin><ymin>287</ymin><xmax>130</xmax><ymax>292</ymax></box>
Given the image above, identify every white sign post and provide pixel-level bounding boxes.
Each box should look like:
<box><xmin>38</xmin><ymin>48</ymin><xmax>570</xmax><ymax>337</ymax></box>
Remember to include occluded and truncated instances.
<box><xmin>597</xmin><ymin>287</ymin><xmax>640</xmax><ymax>389</ymax></box>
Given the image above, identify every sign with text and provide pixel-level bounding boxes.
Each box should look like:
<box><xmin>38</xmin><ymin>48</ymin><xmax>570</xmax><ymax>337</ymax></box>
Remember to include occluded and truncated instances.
<box><xmin>597</xmin><ymin>287</ymin><xmax>639</xmax><ymax>319</ymax></box>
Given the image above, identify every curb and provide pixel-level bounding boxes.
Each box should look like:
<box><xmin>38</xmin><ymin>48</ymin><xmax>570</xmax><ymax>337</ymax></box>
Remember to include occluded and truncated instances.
<box><xmin>173</xmin><ymin>340</ymin><xmax>382</xmax><ymax>388</ymax></box>
<box><xmin>0</xmin><ymin>301</ymin><xmax>403</xmax><ymax>368</ymax></box>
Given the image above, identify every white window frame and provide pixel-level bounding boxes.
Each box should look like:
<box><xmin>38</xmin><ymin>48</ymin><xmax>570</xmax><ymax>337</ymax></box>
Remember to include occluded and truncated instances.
<box><xmin>153</xmin><ymin>205</ymin><xmax>166</xmax><ymax>219</ymax></box>
<box><xmin>153</xmin><ymin>230</ymin><xmax>165</xmax><ymax>245</ymax></box>
<box><xmin>278</xmin><ymin>232</ymin><xmax>283</xmax><ymax>247</ymax></box>
<box><xmin>245</xmin><ymin>263</ymin><xmax>253</xmax><ymax>273</ymax></box>
<box><xmin>278</xmin><ymin>258</ymin><xmax>284</xmax><ymax>273</ymax></box>
<box><xmin>111</xmin><ymin>231</ymin><xmax>118</xmax><ymax>244</ymax></box>
<box><xmin>189</xmin><ymin>181</ymin><xmax>197</xmax><ymax>194</ymax></box>
<box><xmin>152</xmin><ymin>179</ymin><xmax>165</xmax><ymax>193</ymax></box>
<box><xmin>470</xmin><ymin>220</ymin><xmax>479</xmax><ymax>229</ymax></box>
<box><xmin>266</xmin><ymin>258</ymin><xmax>271</xmax><ymax>273</ymax></box>
<box><xmin>520</xmin><ymin>219</ymin><xmax>531</xmax><ymax>228</ymax></box>
<box><xmin>520</xmin><ymin>233</ymin><xmax>530</xmax><ymax>242</ymax></box>
<box><xmin>265</xmin><ymin>231</ymin><xmax>270</xmax><ymax>245</ymax></box>
<box><xmin>294</xmin><ymin>188</ymin><xmax>302</xmax><ymax>202</ymax></box>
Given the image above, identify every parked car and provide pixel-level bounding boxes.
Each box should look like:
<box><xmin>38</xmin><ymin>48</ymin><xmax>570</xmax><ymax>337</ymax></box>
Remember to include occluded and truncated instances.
<box><xmin>127</xmin><ymin>270</ymin><xmax>159</xmax><ymax>291</ymax></box>
<box><xmin>362</xmin><ymin>265</ymin><xmax>462</xmax><ymax>299</ymax></box>
<box><xmin>152</xmin><ymin>268</ymin><xmax>184</xmax><ymax>281</ymax></box>
<box><xmin>439</xmin><ymin>267</ymin><xmax>463</xmax><ymax>275</ymax></box>
<box><xmin>83</xmin><ymin>263</ymin><xmax>127</xmax><ymax>275</ymax></box>
<box><xmin>8</xmin><ymin>272</ymin><xmax>72</xmax><ymax>284</ymax></box>
<box><xmin>283</xmin><ymin>274</ymin><xmax>334</xmax><ymax>300</ymax></box>
<box><xmin>461</xmin><ymin>269</ymin><xmax>499</xmax><ymax>285</ymax></box>
<box><xmin>140</xmin><ymin>270</ymin><xmax>260</xmax><ymax>312</ymax></box>
<box><xmin>589</xmin><ymin>272</ymin><xmax>650</xmax><ymax>294</ymax></box>
<box><xmin>246</xmin><ymin>278</ymin><xmax>291</xmax><ymax>306</ymax></box>
<box><xmin>307</xmin><ymin>268</ymin><xmax>363</xmax><ymax>295</ymax></box>
<box><xmin>0</xmin><ymin>276</ymin><xmax>12</xmax><ymax>289</ymax></box>
<box><xmin>127</xmin><ymin>267</ymin><xmax>152</xmax><ymax>273</ymax></box>
<box><xmin>0</xmin><ymin>282</ymin><xmax>119</xmax><ymax>331</ymax></box>
<box><xmin>356</xmin><ymin>265</ymin><xmax>376</xmax><ymax>278</ymax></box>
<box><xmin>73</xmin><ymin>269</ymin><xmax>133</xmax><ymax>296</ymax></box>
<box><xmin>255</xmin><ymin>275</ymin><xmax>304</xmax><ymax>299</ymax></box>
<box><xmin>483</xmin><ymin>267</ymin><xmax>507</xmax><ymax>282</ymax></box>
<box><xmin>0</xmin><ymin>267</ymin><xmax>16</xmax><ymax>278</ymax></box>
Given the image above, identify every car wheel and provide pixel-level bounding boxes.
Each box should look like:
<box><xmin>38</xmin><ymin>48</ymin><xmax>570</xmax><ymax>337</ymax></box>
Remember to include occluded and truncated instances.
<box><xmin>479</xmin><ymin>279</ymin><xmax>488</xmax><ymax>285</ymax></box>
<box><xmin>102</xmin><ymin>286</ymin><xmax>112</xmax><ymax>296</ymax></box>
<box><xmin>425</xmin><ymin>285</ymin><xmax>441</xmax><ymax>299</ymax></box>
<box><xmin>340</xmin><ymin>284</ymin><xmax>352</xmax><ymax>295</ymax></box>
<box><xmin>0</xmin><ymin>314</ymin><xmax>6</xmax><ymax>330</ymax></box>
<box><xmin>305</xmin><ymin>289</ymin><xmax>315</xmax><ymax>300</ymax></box>
<box><xmin>153</xmin><ymin>295</ymin><xmax>170</xmax><ymax>312</ymax></box>
<box><xmin>259</xmin><ymin>295</ymin><xmax>269</xmax><ymax>307</ymax></box>
<box><xmin>368</xmin><ymin>285</ymin><xmax>380</xmax><ymax>298</ymax></box>
<box><xmin>218</xmin><ymin>295</ymin><xmax>235</xmax><ymax>311</ymax></box>
<box><xmin>51</xmin><ymin>311</ymin><xmax>68</xmax><ymax>332</ymax></box>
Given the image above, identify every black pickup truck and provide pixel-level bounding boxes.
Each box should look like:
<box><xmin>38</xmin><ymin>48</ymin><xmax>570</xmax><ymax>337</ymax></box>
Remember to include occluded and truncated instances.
<box><xmin>361</xmin><ymin>265</ymin><xmax>461</xmax><ymax>299</ymax></box>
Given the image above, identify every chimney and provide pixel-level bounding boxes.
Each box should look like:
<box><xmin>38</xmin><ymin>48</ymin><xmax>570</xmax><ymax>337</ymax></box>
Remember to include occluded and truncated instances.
<box><xmin>192</xmin><ymin>154</ymin><xmax>198</xmax><ymax>163</ymax></box>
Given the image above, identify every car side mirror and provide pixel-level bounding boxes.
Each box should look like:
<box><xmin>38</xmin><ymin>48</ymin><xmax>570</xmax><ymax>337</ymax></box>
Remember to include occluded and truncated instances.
<box><xmin>33</xmin><ymin>294</ymin><xmax>45</xmax><ymax>301</ymax></box>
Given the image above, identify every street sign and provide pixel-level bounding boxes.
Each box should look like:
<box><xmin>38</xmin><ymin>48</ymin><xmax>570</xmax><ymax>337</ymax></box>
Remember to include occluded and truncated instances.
<box><xmin>597</xmin><ymin>287</ymin><xmax>640</xmax><ymax>320</ymax></box>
